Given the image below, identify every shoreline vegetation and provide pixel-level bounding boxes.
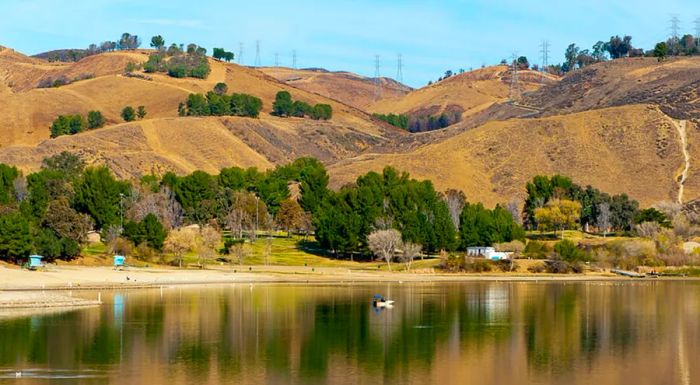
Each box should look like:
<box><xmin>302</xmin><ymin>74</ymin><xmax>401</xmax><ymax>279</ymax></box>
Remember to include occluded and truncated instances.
<box><xmin>2</xmin><ymin>154</ymin><xmax>700</xmax><ymax>295</ymax></box>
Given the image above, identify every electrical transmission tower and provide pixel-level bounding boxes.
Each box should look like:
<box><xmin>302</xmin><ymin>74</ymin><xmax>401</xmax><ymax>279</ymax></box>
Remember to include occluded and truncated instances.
<box><xmin>238</xmin><ymin>43</ymin><xmax>244</xmax><ymax>65</ymax></box>
<box><xmin>396</xmin><ymin>53</ymin><xmax>403</xmax><ymax>83</ymax></box>
<box><xmin>274</xmin><ymin>52</ymin><xmax>279</xmax><ymax>67</ymax></box>
<box><xmin>509</xmin><ymin>52</ymin><xmax>520</xmax><ymax>101</ymax></box>
<box><xmin>292</xmin><ymin>50</ymin><xmax>297</xmax><ymax>69</ymax></box>
<box><xmin>539</xmin><ymin>40</ymin><xmax>549</xmax><ymax>85</ymax></box>
<box><xmin>670</xmin><ymin>15</ymin><xmax>681</xmax><ymax>41</ymax></box>
<box><xmin>255</xmin><ymin>40</ymin><xmax>261</xmax><ymax>67</ymax></box>
<box><xmin>374</xmin><ymin>55</ymin><xmax>382</xmax><ymax>100</ymax></box>
<box><xmin>695</xmin><ymin>16</ymin><xmax>700</xmax><ymax>39</ymax></box>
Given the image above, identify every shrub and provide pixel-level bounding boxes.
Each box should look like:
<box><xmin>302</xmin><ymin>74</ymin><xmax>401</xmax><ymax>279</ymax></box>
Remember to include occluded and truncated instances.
<box><xmin>495</xmin><ymin>259</ymin><xmax>514</xmax><ymax>272</ymax></box>
<box><xmin>310</xmin><ymin>104</ymin><xmax>333</xmax><ymax>120</ymax></box>
<box><xmin>87</xmin><ymin>110</ymin><xmax>105</xmax><ymax>129</ymax></box>
<box><xmin>524</xmin><ymin>240</ymin><xmax>550</xmax><ymax>259</ymax></box>
<box><xmin>494</xmin><ymin>240</ymin><xmax>525</xmax><ymax>256</ymax></box>
<box><xmin>465</xmin><ymin>258</ymin><xmax>493</xmax><ymax>273</ymax></box>
<box><xmin>50</xmin><ymin>115</ymin><xmax>86</xmax><ymax>138</ymax></box>
<box><xmin>554</xmin><ymin>239</ymin><xmax>590</xmax><ymax>262</ymax></box>
<box><xmin>121</xmin><ymin>106</ymin><xmax>136</xmax><ymax>122</ymax></box>
<box><xmin>527</xmin><ymin>262</ymin><xmax>546</xmax><ymax>273</ymax></box>
<box><xmin>545</xmin><ymin>260</ymin><xmax>571</xmax><ymax>274</ymax></box>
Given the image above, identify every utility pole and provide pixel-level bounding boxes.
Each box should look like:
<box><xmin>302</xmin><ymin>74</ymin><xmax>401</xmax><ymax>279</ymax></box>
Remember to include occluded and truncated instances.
<box><xmin>374</xmin><ymin>55</ymin><xmax>382</xmax><ymax>100</ymax></box>
<box><xmin>539</xmin><ymin>40</ymin><xmax>549</xmax><ymax>85</ymax></box>
<box><xmin>255</xmin><ymin>40</ymin><xmax>261</xmax><ymax>67</ymax></box>
<box><xmin>509</xmin><ymin>52</ymin><xmax>520</xmax><ymax>101</ymax></box>
<box><xmin>396</xmin><ymin>53</ymin><xmax>403</xmax><ymax>83</ymax></box>
<box><xmin>238</xmin><ymin>42</ymin><xmax>244</xmax><ymax>65</ymax></box>
<box><xmin>292</xmin><ymin>50</ymin><xmax>297</xmax><ymax>69</ymax></box>
<box><xmin>119</xmin><ymin>193</ymin><xmax>125</xmax><ymax>233</ymax></box>
<box><xmin>255</xmin><ymin>196</ymin><xmax>259</xmax><ymax>241</ymax></box>
<box><xmin>670</xmin><ymin>14</ymin><xmax>681</xmax><ymax>41</ymax></box>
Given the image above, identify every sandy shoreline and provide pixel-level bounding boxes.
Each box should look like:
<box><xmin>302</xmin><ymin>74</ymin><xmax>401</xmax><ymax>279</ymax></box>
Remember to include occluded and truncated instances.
<box><xmin>0</xmin><ymin>264</ymin><xmax>685</xmax><ymax>291</ymax></box>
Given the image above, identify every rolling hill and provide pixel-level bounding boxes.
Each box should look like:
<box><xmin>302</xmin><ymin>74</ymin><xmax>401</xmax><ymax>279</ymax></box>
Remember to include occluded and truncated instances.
<box><xmin>258</xmin><ymin>66</ymin><xmax>411</xmax><ymax>110</ymax></box>
<box><xmin>369</xmin><ymin>65</ymin><xmax>558</xmax><ymax>121</ymax></box>
<box><xmin>0</xmin><ymin>47</ymin><xmax>403</xmax><ymax>174</ymax></box>
<box><xmin>3</xmin><ymin>44</ymin><xmax>700</xmax><ymax>208</ymax></box>
<box><xmin>330</xmin><ymin>105</ymin><xmax>690</xmax><ymax>207</ymax></box>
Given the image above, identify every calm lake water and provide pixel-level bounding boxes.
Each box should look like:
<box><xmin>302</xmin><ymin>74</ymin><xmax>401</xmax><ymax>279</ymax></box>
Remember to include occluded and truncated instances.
<box><xmin>1</xmin><ymin>281</ymin><xmax>699</xmax><ymax>384</ymax></box>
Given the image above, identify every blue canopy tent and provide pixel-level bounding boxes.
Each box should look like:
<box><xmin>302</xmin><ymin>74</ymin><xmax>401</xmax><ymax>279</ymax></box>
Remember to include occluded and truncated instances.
<box><xmin>27</xmin><ymin>255</ymin><xmax>44</xmax><ymax>270</ymax></box>
<box><xmin>113</xmin><ymin>255</ymin><xmax>126</xmax><ymax>269</ymax></box>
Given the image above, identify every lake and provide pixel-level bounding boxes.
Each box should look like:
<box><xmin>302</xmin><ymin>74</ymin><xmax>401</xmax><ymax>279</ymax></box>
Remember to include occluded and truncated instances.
<box><xmin>0</xmin><ymin>281</ymin><xmax>699</xmax><ymax>384</ymax></box>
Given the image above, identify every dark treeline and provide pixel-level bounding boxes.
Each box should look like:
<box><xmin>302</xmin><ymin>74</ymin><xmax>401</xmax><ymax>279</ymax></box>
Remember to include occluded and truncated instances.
<box><xmin>523</xmin><ymin>174</ymin><xmax>659</xmax><ymax>233</ymax></box>
<box><xmin>271</xmin><ymin>91</ymin><xmax>332</xmax><ymax>120</ymax></box>
<box><xmin>373</xmin><ymin>111</ymin><xmax>461</xmax><ymax>132</ymax></box>
<box><xmin>50</xmin><ymin>111</ymin><xmax>104</xmax><ymax>138</ymax></box>
<box><xmin>179</xmin><ymin>83</ymin><xmax>263</xmax><ymax>118</ymax></box>
<box><xmin>142</xmin><ymin>41</ymin><xmax>210</xmax><ymax>79</ymax></box>
<box><xmin>0</xmin><ymin>154</ymin><xmax>523</xmax><ymax>264</ymax></box>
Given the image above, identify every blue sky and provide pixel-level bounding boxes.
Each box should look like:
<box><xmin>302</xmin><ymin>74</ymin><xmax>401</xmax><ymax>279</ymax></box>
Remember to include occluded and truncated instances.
<box><xmin>2</xmin><ymin>0</ymin><xmax>698</xmax><ymax>87</ymax></box>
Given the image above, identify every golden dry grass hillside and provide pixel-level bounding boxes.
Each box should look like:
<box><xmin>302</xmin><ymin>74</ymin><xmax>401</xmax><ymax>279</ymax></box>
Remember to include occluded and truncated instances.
<box><xmin>369</xmin><ymin>65</ymin><xmax>558</xmax><ymax>120</ymax></box>
<box><xmin>522</xmin><ymin>56</ymin><xmax>700</xmax><ymax>122</ymax></box>
<box><xmin>258</xmin><ymin>66</ymin><xmax>411</xmax><ymax>110</ymax></box>
<box><xmin>330</xmin><ymin>105</ymin><xmax>688</xmax><ymax>207</ymax></box>
<box><xmin>0</xmin><ymin>48</ymin><xmax>401</xmax><ymax>148</ymax></box>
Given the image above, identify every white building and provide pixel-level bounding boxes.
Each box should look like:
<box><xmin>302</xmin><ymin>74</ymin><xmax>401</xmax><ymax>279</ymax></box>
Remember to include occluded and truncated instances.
<box><xmin>466</xmin><ymin>246</ymin><xmax>512</xmax><ymax>261</ymax></box>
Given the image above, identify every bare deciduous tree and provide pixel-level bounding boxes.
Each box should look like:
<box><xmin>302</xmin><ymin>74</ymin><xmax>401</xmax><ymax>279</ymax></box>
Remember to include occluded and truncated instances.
<box><xmin>367</xmin><ymin>229</ymin><xmax>402</xmax><ymax>271</ymax></box>
<box><xmin>635</xmin><ymin>221</ymin><xmax>661</xmax><ymax>239</ymax></box>
<box><xmin>443</xmin><ymin>189</ymin><xmax>466</xmax><ymax>229</ymax></box>
<box><xmin>401</xmin><ymin>242</ymin><xmax>422</xmax><ymax>271</ymax></box>
<box><xmin>164</xmin><ymin>228</ymin><xmax>197</xmax><ymax>268</ymax></box>
<box><xmin>597</xmin><ymin>202</ymin><xmax>611</xmax><ymax>237</ymax></box>
<box><xmin>198</xmin><ymin>226</ymin><xmax>221</xmax><ymax>266</ymax></box>
<box><xmin>13</xmin><ymin>177</ymin><xmax>27</xmax><ymax>203</ymax></box>
<box><xmin>654</xmin><ymin>201</ymin><xmax>682</xmax><ymax>220</ymax></box>
<box><xmin>672</xmin><ymin>214</ymin><xmax>694</xmax><ymax>240</ymax></box>
<box><xmin>506</xmin><ymin>198</ymin><xmax>522</xmax><ymax>225</ymax></box>
<box><xmin>128</xmin><ymin>186</ymin><xmax>184</xmax><ymax>230</ymax></box>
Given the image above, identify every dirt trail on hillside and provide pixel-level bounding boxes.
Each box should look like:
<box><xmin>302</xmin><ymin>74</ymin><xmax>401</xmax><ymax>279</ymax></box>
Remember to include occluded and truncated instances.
<box><xmin>671</xmin><ymin>119</ymin><xmax>690</xmax><ymax>203</ymax></box>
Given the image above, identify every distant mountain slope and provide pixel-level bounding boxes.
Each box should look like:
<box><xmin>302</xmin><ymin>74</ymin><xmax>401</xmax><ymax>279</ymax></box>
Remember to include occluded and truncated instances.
<box><xmin>521</xmin><ymin>56</ymin><xmax>700</xmax><ymax>122</ymax></box>
<box><xmin>330</xmin><ymin>105</ymin><xmax>689</xmax><ymax>207</ymax></box>
<box><xmin>0</xmin><ymin>113</ymin><xmax>391</xmax><ymax>178</ymax></box>
<box><xmin>369</xmin><ymin>65</ymin><xmax>558</xmax><ymax>121</ymax></box>
<box><xmin>258</xmin><ymin>66</ymin><xmax>411</xmax><ymax>110</ymax></box>
<box><xmin>0</xmin><ymin>49</ymin><xmax>402</xmax><ymax>148</ymax></box>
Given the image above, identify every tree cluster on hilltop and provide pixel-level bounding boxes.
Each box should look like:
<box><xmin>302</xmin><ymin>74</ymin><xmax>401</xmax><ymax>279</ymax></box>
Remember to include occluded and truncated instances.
<box><xmin>179</xmin><ymin>83</ymin><xmax>263</xmax><ymax>118</ymax></box>
<box><xmin>272</xmin><ymin>91</ymin><xmax>333</xmax><ymax>120</ymax></box>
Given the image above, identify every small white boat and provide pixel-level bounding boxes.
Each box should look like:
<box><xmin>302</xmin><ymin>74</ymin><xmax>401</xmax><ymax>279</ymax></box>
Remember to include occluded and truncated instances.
<box><xmin>372</xmin><ymin>295</ymin><xmax>395</xmax><ymax>307</ymax></box>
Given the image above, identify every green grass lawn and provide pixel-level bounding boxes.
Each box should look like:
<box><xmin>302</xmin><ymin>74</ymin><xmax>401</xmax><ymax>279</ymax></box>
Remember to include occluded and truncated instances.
<box><xmin>83</xmin><ymin>234</ymin><xmax>444</xmax><ymax>270</ymax></box>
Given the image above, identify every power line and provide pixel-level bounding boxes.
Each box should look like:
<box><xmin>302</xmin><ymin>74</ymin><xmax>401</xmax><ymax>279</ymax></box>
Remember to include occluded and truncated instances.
<box><xmin>670</xmin><ymin>14</ymin><xmax>681</xmax><ymax>41</ymax></box>
<box><xmin>255</xmin><ymin>40</ymin><xmax>261</xmax><ymax>67</ymax></box>
<box><xmin>539</xmin><ymin>40</ymin><xmax>549</xmax><ymax>71</ymax></box>
<box><xmin>539</xmin><ymin>40</ymin><xmax>549</xmax><ymax>85</ymax></box>
<box><xmin>238</xmin><ymin>42</ymin><xmax>243</xmax><ymax>65</ymax></box>
<box><xmin>374</xmin><ymin>55</ymin><xmax>382</xmax><ymax>100</ymax></box>
<box><xmin>509</xmin><ymin>52</ymin><xmax>520</xmax><ymax>102</ymax></box>
<box><xmin>396</xmin><ymin>53</ymin><xmax>403</xmax><ymax>83</ymax></box>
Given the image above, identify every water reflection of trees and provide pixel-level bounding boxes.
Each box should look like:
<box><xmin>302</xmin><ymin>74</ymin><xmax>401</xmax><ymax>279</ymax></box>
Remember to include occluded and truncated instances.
<box><xmin>0</xmin><ymin>282</ymin><xmax>698</xmax><ymax>383</ymax></box>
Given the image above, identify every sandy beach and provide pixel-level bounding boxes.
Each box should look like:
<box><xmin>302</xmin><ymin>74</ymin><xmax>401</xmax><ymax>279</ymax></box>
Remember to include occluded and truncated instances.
<box><xmin>0</xmin><ymin>263</ymin><xmax>643</xmax><ymax>291</ymax></box>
